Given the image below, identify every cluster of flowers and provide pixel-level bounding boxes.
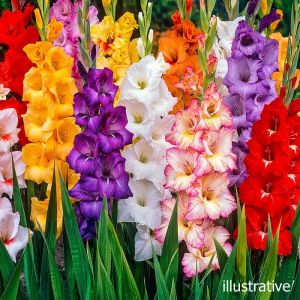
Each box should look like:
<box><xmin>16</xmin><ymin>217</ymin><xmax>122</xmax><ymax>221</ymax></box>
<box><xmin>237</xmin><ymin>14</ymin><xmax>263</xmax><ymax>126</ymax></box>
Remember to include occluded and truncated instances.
<box><xmin>0</xmin><ymin>4</ymin><xmax>39</xmax><ymax>96</ymax></box>
<box><xmin>155</xmin><ymin>83</ymin><xmax>237</xmax><ymax>277</ymax></box>
<box><xmin>0</xmin><ymin>5</ymin><xmax>39</xmax><ymax>145</ymax></box>
<box><xmin>213</xmin><ymin>16</ymin><xmax>244</xmax><ymax>95</ymax></box>
<box><xmin>50</xmin><ymin>0</ymin><xmax>99</xmax><ymax>88</ymax></box>
<box><xmin>223</xmin><ymin>20</ymin><xmax>279</xmax><ymax>186</ymax></box>
<box><xmin>0</xmin><ymin>105</ymin><xmax>26</xmax><ymax>199</ymax></box>
<box><xmin>117</xmin><ymin>54</ymin><xmax>176</xmax><ymax>261</ymax></box>
<box><xmin>21</xmin><ymin>42</ymin><xmax>80</xmax><ymax>234</ymax></box>
<box><xmin>238</xmin><ymin>93</ymin><xmax>300</xmax><ymax>256</ymax></box>
<box><xmin>158</xmin><ymin>9</ymin><xmax>216</xmax><ymax>113</ymax></box>
<box><xmin>67</xmin><ymin>68</ymin><xmax>133</xmax><ymax>240</ymax></box>
<box><xmin>91</xmin><ymin>12</ymin><xmax>139</xmax><ymax>88</ymax></box>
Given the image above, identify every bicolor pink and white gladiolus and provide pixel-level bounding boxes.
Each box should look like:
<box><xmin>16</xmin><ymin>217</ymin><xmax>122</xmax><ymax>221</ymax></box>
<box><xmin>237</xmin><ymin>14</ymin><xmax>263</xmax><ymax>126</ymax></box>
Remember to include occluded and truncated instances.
<box><xmin>157</xmin><ymin>82</ymin><xmax>237</xmax><ymax>277</ymax></box>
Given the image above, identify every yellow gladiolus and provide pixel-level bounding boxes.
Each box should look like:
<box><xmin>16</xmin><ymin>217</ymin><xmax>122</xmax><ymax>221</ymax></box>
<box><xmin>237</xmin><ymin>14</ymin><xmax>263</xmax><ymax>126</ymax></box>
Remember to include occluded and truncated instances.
<box><xmin>23</xmin><ymin>41</ymin><xmax>52</xmax><ymax>67</ymax></box>
<box><xmin>118</xmin><ymin>12</ymin><xmax>138</xmax><ymax>40</ymax></box>
<box><xmin>92</xmin><ymin>12</ymin><xmax>138</xmax><ymax>89</ymax></box>
<box><xmin>45</xmin><ymin>118</ymin><xmax>81</xmax><ymax>161</ymax></box>
<box><xmin>270</xmin><ymin>9</ymin><xmax>283</xmax><ymax>31</ymax></box>
<box><xmin>47</xmin><ymin>18</ymin><xmax>63</xmax><ymax>43</ymax></box>
<box><xmin>129</xmin><ymin>39</ymin><xmax>139</xmax><ymax>64</ymax></box>
<box><xmin>271</xmin><ymin>32</ymin><xmax>288</xmax><ymax>91</ymax></box>
<box><xmin>22</xmin><ymin>42</ymin><xmax>79</xmax><ymax>238</ymax></box>
<box><xmin>34</xmin><ymin>8</ymin><xmax>43</xmax><ymax>30</ymax></box>
<box><xmin>261</xmin><ymin>0</ymin><xmax>268</xmax><ymax>15</ymax></box>
<box><xmin>44</xmin><ymin>47</ymin><xmax>73</xmax><ymax>74</ymax></box>
<box><xmin>22</xmin><ymin>143</ymin><xmax>53</xmax><ymax>184</ymax></box>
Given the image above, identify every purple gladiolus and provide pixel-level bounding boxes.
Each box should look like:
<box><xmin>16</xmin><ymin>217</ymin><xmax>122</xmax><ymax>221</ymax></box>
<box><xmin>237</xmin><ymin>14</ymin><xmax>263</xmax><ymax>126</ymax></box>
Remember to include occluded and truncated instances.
<box><xmin>68</xmin><ymin>67</ymin><xmax>133</xmax><ymax>240</ymax></box>
<box><xmin>247</xmin><ymin>0</ymin><xmax>259</xmax><ymax>16</ymax></box>
<box><xmin>231</xmin><ymin>21</ymin><xmax>264</xmax><ymax>58</ymax></box>
<box><xmin>224</xmin><ymin>20</ymin><xmax>278</xmax><ymax>186</ymax></box>
<box><xmin>259</xmin><ymin>8</ymin><xmax>281</xmax><ymax>32</ymax></box>
<box><xmin>84</xmin><ymin>68</ymin><xmax>118</xmax><ymax>106</ymax></box>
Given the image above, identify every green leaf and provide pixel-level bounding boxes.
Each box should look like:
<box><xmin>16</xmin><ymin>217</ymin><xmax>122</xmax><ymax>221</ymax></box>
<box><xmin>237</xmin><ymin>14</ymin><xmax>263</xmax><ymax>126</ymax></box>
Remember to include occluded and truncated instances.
<box><xmin>37</xmin><ymin>222</ymin><xmax>66</xmax><ymax>300</ymax></box>
<box><xmin>40</xmin><ymin>167</ymin><xmax>57</xmax><ymax>299</ymax></box>
<box><xmin>160</xmin><ymin>200</ymin><xmax>178</xmax><ymax>284</ymax></box>
<box><xmin>106</xmin><ymin>208</ymin><xmax>141</xmax><ymax>300</ymax></box>
<box><xmin>215</xmin><ymin>243</ymin><xmax>238</xmax><ymax>300</ymax></box>
<box><xmin>0</xmin><ymin>241</ymin><xmax>14</xmax><ymax>285</ymax></box>
<box><xmin>165</xmin><ymin>248</ymin><xmax>179</xmax><ymax>292</ymax></box>
<box><xmin>256</xmin><ymin>225</ymin><xmax>280</xmax><ymax>300</ymax></box>
<box><xmin>59</xmin><ymin>171</ymin><xmax>91</xmax><ymax>300</ymax></box>
<box><xmin>205</xmin><ymin>19</ymin><xmax>217</xmax><ymax>54</ymax></box>
<box><xmin>200</xmin><ymin>5</ymin><xmax>209</xmax><ymax>33</ymax></box>
<box><xmin>289</xmin><ymin>263</ymin><xmax>300</xmax><ymax>300</ymax></box>
<box><xmin>274</xmin><ymin>200</ymin><xmax>300</xmax><ymax>299</ymax></box>
<box><xmin>0</xmin><ymin>253</ymin><xmax>24</xmax><ymax>300</ymax></box>
<box><xmin>13</xmin><ymin>162</ymin><xmax>39</xmax><ymax>298</ymax></box>
<box><xmin>236</xmin><ymin>206</ymin><xmax>247</xmax><ymax>296</ymax></box>
<box><xmin>97</xmin><ymin>197</ymin><xmax>111</xmax><ymax>275</ymax></box>
<box><xmin>207</xmin><ymin>0</ymin><xmax>217</xmax><ymax>18</ymax></box>
<box><xmin>169</xmin><ymin>280</ymin><xmax>177</xmax><ymax>300</ymax></box>
<box><xmin>63</xmin><ymin>224</ymin><xmax>77</xmax><ymax>299</ymax></box>
<box><xmin>153</xmin><ymin>250</ymin><xmax>169</xmax><ymax>300</ymax></box>
<box><xmin>95</xmin><ymin>242</ymin><xmax>117</xmax><ymax>300</ymax></box>
<box><xmin>214</xmin><ymin>239</ymin><xmax>229</xmax><ymax>272</ymax></box>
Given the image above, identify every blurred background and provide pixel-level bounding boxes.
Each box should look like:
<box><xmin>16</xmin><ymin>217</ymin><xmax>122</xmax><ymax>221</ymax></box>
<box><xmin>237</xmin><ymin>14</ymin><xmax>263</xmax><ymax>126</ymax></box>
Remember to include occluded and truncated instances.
<box><xmin>0</xmin><ymin>0</ymin><xmax>294</xmax><ymax>36</ymax></box>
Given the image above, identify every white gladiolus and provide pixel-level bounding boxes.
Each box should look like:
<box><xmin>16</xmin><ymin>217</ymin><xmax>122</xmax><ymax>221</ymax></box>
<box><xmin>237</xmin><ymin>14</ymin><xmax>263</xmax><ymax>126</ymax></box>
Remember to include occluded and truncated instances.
<box><xmin>119</xmin><ymin>54</ymin><xmax>176</xmax><ymax>261</ymax></box>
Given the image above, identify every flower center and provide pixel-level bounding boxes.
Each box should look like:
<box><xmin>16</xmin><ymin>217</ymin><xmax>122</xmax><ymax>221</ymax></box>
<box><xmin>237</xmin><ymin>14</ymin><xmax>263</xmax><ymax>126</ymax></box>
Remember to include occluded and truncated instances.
<box><xmin>263</xmin><ymin>182</ymin><xmax>272</xmax><ymax>194</ymax></box>
<box><xmin>133</xmin><ymin>114</ymin><xmax>143</xmax><ymax>124</ymax></box>
<box><xmin>138</xmin><ymin>80</ymin><xmax>146</xmax><ymax>89</ymax></box>
<box><xmin>207</xmin><ymin>103</ymin><xmax>215</xmax><ymax>114</ymax></box>
<box><xmin>137</xmin><ymin>197</ymin><xmax>147</xmax><ymax>207</ymax></box>
<box><xmin>139</xmin><ymin>154</ymin><xmax>148</xmax><ymax>163</ymax></box>
<box><xmin>184</xmin><ymin>160</ymin><xmax>193</xmax><ymax>175</ymax></box>
<box><xmin>263</xmin><ymin>146</ymin><xmax>273</xmax><ymax>163</ymax></box>
<box><xmin>169</xmin><ymin>48</ymin><xmax>178</xmax><ymax>62</ymax></box>
<box><xmin>241</xmin><ymin>35</ymin><xmax>253</xmax><ymax>47</ymax></box>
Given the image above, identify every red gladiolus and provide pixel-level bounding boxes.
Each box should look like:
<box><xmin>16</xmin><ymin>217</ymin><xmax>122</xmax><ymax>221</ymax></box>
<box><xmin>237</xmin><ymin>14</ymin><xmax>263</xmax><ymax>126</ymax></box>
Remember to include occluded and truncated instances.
<box><xmin>237</xmin><ymin>95</ymin><xmax>300</xmax><ymax>256</ymax></box>
<box><xmin>0</xmin><ymin>4</ymin><xmax>38</xmax><ymax>96</ymax></box>
<box><xmin>0</xmin><ymin>49</ymin><xmax>32</xmax><ymax>96</ymax></box>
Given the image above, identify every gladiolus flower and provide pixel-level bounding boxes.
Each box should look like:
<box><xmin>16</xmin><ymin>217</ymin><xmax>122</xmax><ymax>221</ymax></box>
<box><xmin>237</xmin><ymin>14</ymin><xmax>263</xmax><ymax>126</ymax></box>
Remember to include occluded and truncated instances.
<box><xmin>182</xmin><ymin>226</ymin><xmax>232</xmax><ymax>277</ymax></box>
<box><xmin>0</xmin><ymin>108</ymin><xmax>20</xmax><ymax>153</ymax></box>
<box><xmin>0</xmin><ymin>197</ymin><xmax>31</xmax><ymax>262</ymax></box>
<box><xmin>165</xmin><ymin>148</ymin><xmax>199</xmax><ymax>194</ymax></box>
<box><xmin>185</xmin><ymin>173</ymin><xmax>237</xmax><ymax>221</ymax></box>
<box><xmin>0</xmin><ymin>152</ymin><xmax>26</xmax><ymax>198</ymax></box>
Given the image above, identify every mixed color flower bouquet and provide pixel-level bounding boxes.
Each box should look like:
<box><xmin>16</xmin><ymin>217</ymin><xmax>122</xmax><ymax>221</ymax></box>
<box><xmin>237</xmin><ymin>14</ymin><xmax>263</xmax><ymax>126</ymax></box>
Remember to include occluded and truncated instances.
<box><xmin>0</xmin><ymin>0</ymin><xmax>300</xmax><ymax>299</ymax></box>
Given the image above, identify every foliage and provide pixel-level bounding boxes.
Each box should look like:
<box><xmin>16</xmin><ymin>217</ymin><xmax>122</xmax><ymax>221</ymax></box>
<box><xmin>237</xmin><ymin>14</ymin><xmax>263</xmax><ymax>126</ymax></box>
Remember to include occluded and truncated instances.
<box><xmin>0</xmin><ymin>164</ymin><xmax>299</xmax><ymax>300</ymax></box>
